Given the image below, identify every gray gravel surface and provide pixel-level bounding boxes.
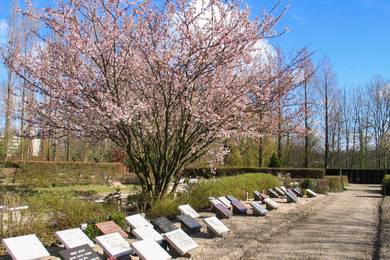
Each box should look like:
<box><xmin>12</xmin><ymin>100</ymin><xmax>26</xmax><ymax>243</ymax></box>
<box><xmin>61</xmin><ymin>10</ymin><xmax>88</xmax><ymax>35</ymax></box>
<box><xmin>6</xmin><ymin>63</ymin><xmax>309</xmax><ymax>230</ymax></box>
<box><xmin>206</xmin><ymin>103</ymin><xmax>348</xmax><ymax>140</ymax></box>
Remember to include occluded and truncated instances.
<box><xmin>179</xmin><ymin>184</ymin><xmax>385</xmax><ymax>260</ymax></box>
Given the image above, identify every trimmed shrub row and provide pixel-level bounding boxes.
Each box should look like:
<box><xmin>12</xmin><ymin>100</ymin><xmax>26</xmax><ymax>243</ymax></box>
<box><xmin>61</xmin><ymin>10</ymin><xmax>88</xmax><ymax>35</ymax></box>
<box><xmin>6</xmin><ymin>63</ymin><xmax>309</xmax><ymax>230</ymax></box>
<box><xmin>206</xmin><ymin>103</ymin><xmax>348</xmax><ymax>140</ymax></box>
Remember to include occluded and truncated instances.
<box><xmin>2</xmin><ymin>161</ymin><xmax>125</xmax><ymax>188</ymax></box>
<box><xmin>183</xmin><ymin>166</ymin><xmax>325</xmax><ymax>179</ymax></box>
<box><xmin>382</xmin><ymin>175</ymin><xmax>390</xmax><ymax>196</ymax></box>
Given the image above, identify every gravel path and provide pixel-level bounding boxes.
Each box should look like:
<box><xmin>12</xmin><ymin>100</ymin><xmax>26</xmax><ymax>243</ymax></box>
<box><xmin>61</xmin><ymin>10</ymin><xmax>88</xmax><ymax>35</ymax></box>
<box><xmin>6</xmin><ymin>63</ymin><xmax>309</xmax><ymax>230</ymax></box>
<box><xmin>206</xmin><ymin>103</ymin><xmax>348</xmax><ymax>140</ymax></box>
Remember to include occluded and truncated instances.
<box><xmin>253</xmin><ymin>184</ymin><xmax>383</xmax><ymax>260</ymax></box>
<box><xmin>182</xmin><ymin>184</ymin><xmax>384</xmax><ymax>260</ymax></box>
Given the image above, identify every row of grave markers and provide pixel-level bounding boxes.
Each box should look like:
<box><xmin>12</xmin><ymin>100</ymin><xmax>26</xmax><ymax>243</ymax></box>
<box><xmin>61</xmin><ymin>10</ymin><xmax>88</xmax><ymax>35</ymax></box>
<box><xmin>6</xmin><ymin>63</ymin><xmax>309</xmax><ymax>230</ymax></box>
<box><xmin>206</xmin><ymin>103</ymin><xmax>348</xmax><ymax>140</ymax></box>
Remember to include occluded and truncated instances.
<box><xmin>1</xmin><ymin>203</ymin><xmax>231</xmax><ymax>260</ymax></box>
<box><xmin>1</xmin><ymin>186</ymin><xmax>317</xmax><ymax>260</ymax></box>
<box><xmin>210</xmin><ymin>186</ymin><xmax>317</xmax><ymax>217</ymax></box>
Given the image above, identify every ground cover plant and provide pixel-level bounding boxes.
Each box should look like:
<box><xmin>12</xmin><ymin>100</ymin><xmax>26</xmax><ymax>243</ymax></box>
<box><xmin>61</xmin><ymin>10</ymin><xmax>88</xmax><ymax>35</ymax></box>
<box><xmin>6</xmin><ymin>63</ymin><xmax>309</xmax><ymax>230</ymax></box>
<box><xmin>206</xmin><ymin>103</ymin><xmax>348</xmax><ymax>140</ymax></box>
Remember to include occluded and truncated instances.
<box><xmin>0</xmin><ymin>187</ymin><xmax>129</xmax><ymax>254</ymax></box>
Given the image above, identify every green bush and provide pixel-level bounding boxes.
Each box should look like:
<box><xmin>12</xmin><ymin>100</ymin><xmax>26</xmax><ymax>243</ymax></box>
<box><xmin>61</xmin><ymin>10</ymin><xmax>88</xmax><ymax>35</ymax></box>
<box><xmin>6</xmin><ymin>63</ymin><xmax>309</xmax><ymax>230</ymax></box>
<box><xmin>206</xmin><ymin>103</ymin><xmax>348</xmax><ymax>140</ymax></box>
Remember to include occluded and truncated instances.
<box><xmin>382</xmin><ymin>175</ymin><xmax>390</xmax><ymax>195</ymax></box>
<box><xmin>9</xmin><ymin>162</ymin><xmax>124</xmax><ymax>188</ymax></box>
<box><xmin>144</xmin><ymin>173</ymin><xmax>281</xmax><ymax>219</ymax></box>
<box><xmin>301</xmin><ymin>178</ymin><xmax>314</xmax><ymax>190</ymax></box>
<box><xmin>324</xmin><ymin>176</ymin><xmax>345</xmax><ymax>192</ymax></box>
<box><xmin>185</xmin><ymin>173</ymin><xmax>280</xmax><ymax>211</ymax></box>
<box><xmin>0</xmin><ymin>190</ymin><xmax>124</xmax><ymax>248</ymax></box>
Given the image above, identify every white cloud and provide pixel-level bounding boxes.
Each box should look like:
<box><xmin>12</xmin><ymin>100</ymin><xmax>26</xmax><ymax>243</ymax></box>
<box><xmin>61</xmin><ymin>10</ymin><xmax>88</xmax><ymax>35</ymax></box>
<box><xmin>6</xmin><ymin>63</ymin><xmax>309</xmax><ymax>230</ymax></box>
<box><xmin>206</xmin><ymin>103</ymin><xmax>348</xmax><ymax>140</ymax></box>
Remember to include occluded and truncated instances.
<box><xmin>0</xmin><ymin>19</ymin><xmax>8</xmax><ymax>45</ymax></box>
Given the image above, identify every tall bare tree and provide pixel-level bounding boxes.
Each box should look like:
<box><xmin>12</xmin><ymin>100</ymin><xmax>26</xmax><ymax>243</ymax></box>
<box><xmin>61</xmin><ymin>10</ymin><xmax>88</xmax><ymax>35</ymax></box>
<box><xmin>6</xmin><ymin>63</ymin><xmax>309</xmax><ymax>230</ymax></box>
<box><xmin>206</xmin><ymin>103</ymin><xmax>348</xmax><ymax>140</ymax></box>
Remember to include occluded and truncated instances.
<box><xmin>2</xmin><ymin>0</ymin><xmax>22</xmax><ymax>160</ymax></box>
<box><xmin>317</xmin><ymin>56</ymin><xmax>338</xmax><ymax>168</ymax></box>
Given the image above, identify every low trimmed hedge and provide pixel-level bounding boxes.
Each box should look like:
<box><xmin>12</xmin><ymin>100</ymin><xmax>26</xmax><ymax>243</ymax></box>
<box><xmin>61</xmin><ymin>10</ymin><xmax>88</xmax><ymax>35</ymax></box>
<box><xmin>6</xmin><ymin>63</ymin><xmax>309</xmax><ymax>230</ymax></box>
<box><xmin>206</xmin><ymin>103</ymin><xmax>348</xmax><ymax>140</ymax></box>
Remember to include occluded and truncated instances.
<box><xmin>382</xmin><ymin>175</ymin><xmax>390</xmax><ymax>196</ymax></box>
<box><xmin>183</xmin><ymin>166</ymin><xmax>325</xmax><ymax>179</ymax></box>
<box><xmin>3</xmin><ymin>161</ymin><xmax>125</xmax><ymax>188</ymax></box>
<box><xmin>324</xmin><ymin>176</ymin><xmax>348</xmax><ymax>192</ymax></box>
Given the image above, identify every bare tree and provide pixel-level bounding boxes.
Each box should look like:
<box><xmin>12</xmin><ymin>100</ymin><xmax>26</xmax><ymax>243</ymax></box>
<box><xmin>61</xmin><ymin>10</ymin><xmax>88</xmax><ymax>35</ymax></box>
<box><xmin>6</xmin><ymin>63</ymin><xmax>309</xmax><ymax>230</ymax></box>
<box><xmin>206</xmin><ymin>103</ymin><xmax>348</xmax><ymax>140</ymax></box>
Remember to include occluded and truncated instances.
<box><xmin>2</xmin><ymin>0</ymin><xmax>22</xmax><ymax>160</ymax></box>
<box><xmin>317</xmin><ymin>56</ymin><xmax>338</xmax><ymax>168</ymax></box>
<box><xmin>367</xmin><ymin>75</ymin><xmax>390</xmax><ymax>168</ymax></box>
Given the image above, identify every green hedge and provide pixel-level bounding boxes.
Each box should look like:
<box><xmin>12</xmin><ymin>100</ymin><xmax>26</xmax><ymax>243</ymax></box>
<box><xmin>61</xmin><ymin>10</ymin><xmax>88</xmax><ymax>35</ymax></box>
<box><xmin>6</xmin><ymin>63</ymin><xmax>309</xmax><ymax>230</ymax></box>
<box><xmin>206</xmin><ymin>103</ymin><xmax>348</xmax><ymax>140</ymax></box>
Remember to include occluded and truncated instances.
<box><xmin>382</xmin><ymin>175</ymin><xmax>390</xmax><ymax>196</ymax></box>
<box><xmin>324</xmin><ymin>176</ymin><xmax>348</xmax><ymax>192</ymax></box>
<box><xmin>183</xmin><ymin>166</ymin><xmax>325</xmax><ymax>179</ymax></box>
<box><xmin>4</xmin><ymin>161</ymin><xmax>125</xmax><ymax>188</ymax></box>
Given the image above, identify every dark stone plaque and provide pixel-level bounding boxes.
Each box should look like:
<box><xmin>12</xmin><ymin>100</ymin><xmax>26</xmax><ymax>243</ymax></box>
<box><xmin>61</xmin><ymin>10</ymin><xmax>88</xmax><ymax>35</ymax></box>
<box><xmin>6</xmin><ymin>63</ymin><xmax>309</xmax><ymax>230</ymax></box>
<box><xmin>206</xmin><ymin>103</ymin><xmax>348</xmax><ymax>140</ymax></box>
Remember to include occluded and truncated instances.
<box><xmin>176</xmin><ymin>215</ymin><xmax>201</xmax><ymax>234</ymax></box>
<box><xmin>286</xmin><ymin>192</ymin><xmax>298</xmax><ymax>203</ymax></box>
<box><xmin>95</xmin><ymin>221</ymin><xmax>128</xmax><ymax>238</ymax></box>
<box><xmin>214</xmin><ymin>204</ymin><xmax>233</xmax><ymax>219</ymax></box>
<box><xmin>226</xmin><ymin>195</ymin><xmax>239</xmax><ymax>202</ymax></box>
<box><xmin>151</xmin><ymin>217</ymin><xmax>178</xmax><ymax>234</ymax></box>
<box><xmin>268</xmin><ymin>189</ymin><xmax>279</xmax><ymax>198</ymax></box>
<box><xmin>287</xmin><ymin>189</ymin><xmax>297</xmax><ymax>197</ymax></box>
<box><xmin>231</xmin><ymin>200</ymin><xmax>248</xmax><ymax>215</ymax></box>
<box><xmin>58</xmin><ymin>244</ymin><xmax>102</xmax><ymax>260</ymax></box>
<box><xmin>292</xmin><ymin>188</ymin><xmax>303</xmax><ymax>197</ymax></box>
<box><xmin>250</xmin><ymin>202</ymin><xmax>268</xmax><ymax>216</ymax></box>
<box><xmin>253</xmin><ymin>190</ymin><xmax>262</xmax><ymax>201</ymax></box>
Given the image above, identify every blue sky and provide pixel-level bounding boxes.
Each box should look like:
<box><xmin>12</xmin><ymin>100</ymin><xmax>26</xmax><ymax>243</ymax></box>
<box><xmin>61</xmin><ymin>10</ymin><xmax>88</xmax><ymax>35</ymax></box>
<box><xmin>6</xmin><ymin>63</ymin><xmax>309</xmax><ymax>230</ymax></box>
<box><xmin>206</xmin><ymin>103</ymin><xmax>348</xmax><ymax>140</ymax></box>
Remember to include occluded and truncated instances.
<box><xmin>0</xmin><ymin>0</ymin><xmax>390</xmax><ymax>88</ymax></box>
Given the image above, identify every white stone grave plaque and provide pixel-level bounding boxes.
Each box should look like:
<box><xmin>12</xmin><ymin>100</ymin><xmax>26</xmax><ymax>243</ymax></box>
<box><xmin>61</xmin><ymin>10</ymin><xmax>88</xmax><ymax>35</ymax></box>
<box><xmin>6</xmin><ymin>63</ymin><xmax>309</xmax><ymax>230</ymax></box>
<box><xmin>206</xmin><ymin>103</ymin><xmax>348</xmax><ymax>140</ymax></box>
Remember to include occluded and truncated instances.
<box><xmin>125</xmin><ymin>213</ymin><xmax>153</xmax><ymax>229</ymax></box>
<box><xmin>188</xmin><ymin>178</ymin><xmax>198</xmax><ymax>184</ymax></box>
<box><xmin>203</xmin><ymin>216</ymin><xmax>229</xmax><ymax>236</ymax></box>
<box><xmin>132</xmin><ymin>227</ymin><xmax>163</xmax><ymax>244</ymax></box>
<box><xmin>94</xmin><ymin>232</ymin><xmax>132</xmax><ymax>258</ymax></box>
<box><xmin>307</xmin><ymin>189</ymin><xmax>317</xmax><ymax>197</ymax></box>
<box><xmin>250</xmin><ymin>202</ymin><xmax>268</xmax><ymax>216</ymax></box>
<box><xmin>263</xmin><ymin>198</ymin><xmax>279</xmax><ymax>210</ymax></box>
<box><xmin>217</xmin><ymin>197</ymin><xmax>232</xmax><ymax>208</ymax></box>
<box><xmin>280</xmin><ymin>186</ymin><xmax>287</xmax><ymax>193</ymax></box>
<box><xmin>131</xmin><ymin>238</ymin><xmax>171</xmax><ymax>260</ymax></box>
<box><xmin>55</xmin><ymin>228</ymin><xmax>95</xmax><ymax>249</ymax></box>
<box><xmin>2</xmin><ymin>234</ymin><xmax>50</xmax><ymax>260</ymax></box>
<box><xmin>178</xmin><ymin>204</ymin><xmax>200</xmax><ymax>218</ymax></box>
<box><xmin>274</xmin><ymin>187</ymin><xmax>285</xmax><ymax>196</ymax></box>
<box><xmin>178</xmin><ymin>178</ymin><xmax>186</xmax><ymax>184</ymax></box>
<box><xmin>210</xmin><ymin>199</ymin><xmax>226</xmax><ymax>208</ymax></box>
<box><xmin>163</xmin><ymin>229</ymin><xmax>199</xmax><ymax>255</ymax></box>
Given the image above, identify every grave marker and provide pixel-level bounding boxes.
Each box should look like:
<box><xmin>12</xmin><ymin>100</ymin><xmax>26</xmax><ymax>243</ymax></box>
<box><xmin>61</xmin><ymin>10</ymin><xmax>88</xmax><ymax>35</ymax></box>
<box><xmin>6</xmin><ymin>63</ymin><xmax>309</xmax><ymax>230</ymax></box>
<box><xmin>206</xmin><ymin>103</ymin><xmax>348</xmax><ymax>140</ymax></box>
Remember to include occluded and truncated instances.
<box><xmin>287</xmin><ymin>189</ymin><xmax>297</xmax><ymax>197</ymax></box>
<box><xmin>130</xmin><ymin>238</ymin><xmax>171</xmax><ymax>260</ymax></box>
<box><xmin>203</xmin><ymin>216</ymin><xmax>229</xmax><ymax>237</ymax></box>
<box><xmin>280</xmin><ymin>186</ymin><xmax>288</xmax><ymax>194</ymax></box>
<box><xmin>2</xmin><ymin>234</ymin><xmax>50</xmax><ymax>260</ymax></box>
<box><xmin>58</xmin><ymin>244</ymin><xmax>101</xmax><ymax>260</ymax></box>
<box><xmin>95</xmin><ymin>221</ymin><xmax>128</xmax><ymax>238</ymax></box>
<box><xmin>151</xmin><ymin>217</ymin><xmax>178</xmax><ymax>234</ymax></box>
<box><xmin>55</xmin><ymin>228</ymin><xmax>95</xmax><ymax>249</ymax></box>
<box><xmin>292</xmin><ymin>188</ymin><xmax>303</xmax><ymax>197</ymax></box>
<box><xmin>268</xmin><ymin>188</ymin><xmax>279</xmax><ymax>198</ymax></box>
<box><xmin>307</xmin><ymin>189</ymin><xmax>317</xmax><ymax>197</ymax></box>
<box><xmin>188</xmin><ymin>178</ymin><xmax>198</xmax><ymax>184</ymax></box>
<box><xmin>274</xmin><ymin>187</ymin><xmax>285</xmax><ymax>196</ymax></box>
<box><xmin>132</xmin><ymin>227</ymin><xmax>163</xmax><ymax>244</ymax></box>
<box><xmin>263</xmin><ymin>198</ymin><xmax>278</xmax><ymax>210</ymax></box>
<box><xmin>177</xmin><ymin>204</ymin><xmax>200</xmax><ymax>218</ymax></box>
<box><xmin>163</xmin><ymin>229</ymin><xmax>199</xmax><ymax>256</ymax></box>
<box><xmin>226</xmin><ymin>195</ymin><xmax>239</xmax><ymax>202</ymax></box>
<box><xmin>286</xmin><ymin>192</ymin><xmax>298</xmax><ymax>203</ymax></box>
<box><xmin>253</xmin><ymin>190</ymin><xmax>262</xmax><ymax>201</ymax></box>
<box><xmin>94</xmin><ymin>232</ymin><xmax>133</xmax><ymax>258</ymax></box>
<box><xmin>176</xmin><ymin>215</ymin><xmax>202</xmax><ymax>234</ymax></box>
<box><xmin>230</xmin><ymin>200</ymin><xmax>248</xmax><ymax>215</ymax></box>
<box><xmin>250</xmin><ymin>202</ymin><xmax>268</xmax><ymax>216</ymax></box>
<box><xmin>217</xmin><ymin>197</ymin><xmax>232</xmax><ymax>209</ymax></box>
<box><xmin>210</xmin><ymin>199</ymin><xmax>226</xmax><ymax>208</ymax></box>
<box><xmin>125</xmin><ymin>213</ymin><xmax>153</xmax><ymax>230</ymax></box>
<box><xmin>214</xmin><ymin>204</ymin><xmax>233</xmax><ymax>219</ymax></box>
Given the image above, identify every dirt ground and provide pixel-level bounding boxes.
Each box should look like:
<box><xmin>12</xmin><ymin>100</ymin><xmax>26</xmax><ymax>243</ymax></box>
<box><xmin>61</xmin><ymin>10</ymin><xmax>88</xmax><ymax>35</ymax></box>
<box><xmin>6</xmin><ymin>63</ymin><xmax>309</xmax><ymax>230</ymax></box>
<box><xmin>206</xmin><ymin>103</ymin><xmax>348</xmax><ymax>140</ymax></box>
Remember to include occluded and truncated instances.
<box><xmin>2</xmin><ymin>184</ymin><xmax>387</xmax><ymax>260</ymax></box>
